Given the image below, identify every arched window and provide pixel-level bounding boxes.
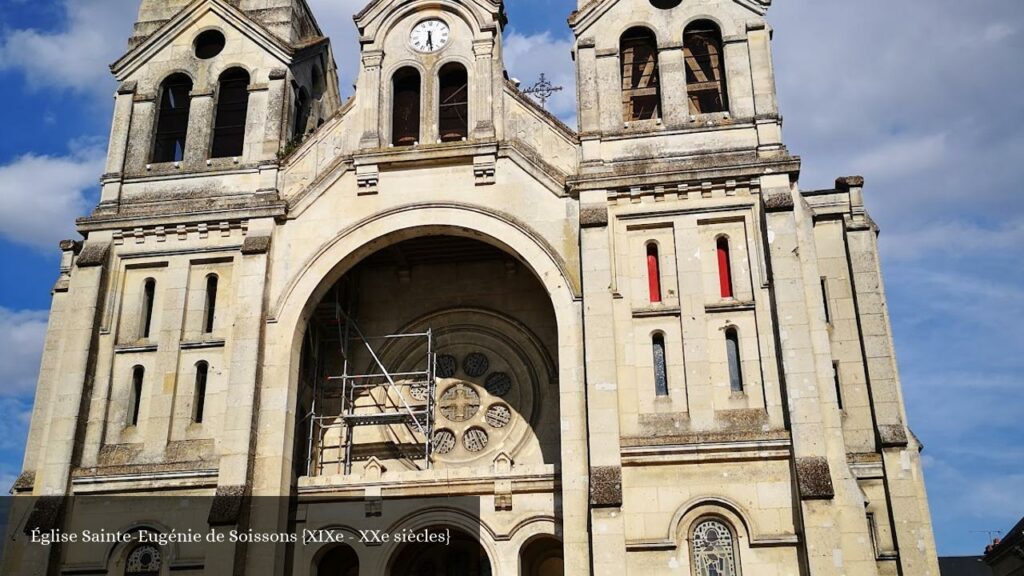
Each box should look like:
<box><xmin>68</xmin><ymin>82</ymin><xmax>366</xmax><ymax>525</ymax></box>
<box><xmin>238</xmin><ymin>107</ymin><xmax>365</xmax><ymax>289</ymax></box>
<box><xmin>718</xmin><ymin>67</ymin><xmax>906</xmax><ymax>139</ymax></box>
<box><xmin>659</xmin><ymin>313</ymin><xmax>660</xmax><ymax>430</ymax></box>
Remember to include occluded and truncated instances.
<box><xmin>725</xmin><ymin>328</ymin><xmax>743</xmax><ymax>393</ymax></box>
<box><xmin>128</xmin><ymin>366</ymin><xmax>144</xmax><ymax>427</ymax></box>
<box><xmin>438</xmin><ymin>63</ymin><xmax>468</xmax><ymax>142</ymax></box>
<box><xmin>691</xmin><ymin>518</ymin><xmax>738</xmax><ymax>576</ymax></box>
<box><xmin>141</xmin><ymin>278</ymin><xmax>156</xmax><ymax>339</ymax></box>
<box><xmin>684</xmin><ymin>21</ymin><xmax>729</xmax><ymax>115</ymax></box>
<box><xmin>653</xmin><ymin>333</ymin><xmax>668</xmax><ymax>397</ymax></box>
<box><xmin>193</xmin><ymin>361</ymin><xmax>208</xmax><ymax>424</ymax></box>
<box><xmin>647</xmin><ymin>242</ymin><xmax>662</xmax><ymax>303</ymax></box>
<box><xmin>317</xmin><ymin>544</ymin><xmax>359</xmax><ymax>576</ymax></box>
<box><xmin>211</xmin><ymin>68</ymin><xmax>250</xmax><ymax>158</ymax></box>
<box><xmin>125</xmin><ymin>543</ymin><xmax>161</xmax><ymax>576</ymax></box>
<box><xmin>520</xmin><ymin>536</ymin><xmax>563</xmax><ymax>576</ymax></box>
<box><xmin>203</xmin><ymin>274</ymin><xmax>218</xmax><ymax>334</ymax></box>
<box><xmin>716</xmin><ymin>237</ymin><xmax>733</xmax><ymax>298</ymax></box>
<box><xmin>392</xmin><ymin>67</ymin><xmax>421</xmax><ymax>146</ymax></box>
<box><xmin>293</xmin><ymin>86</ymin><xmax>310</xmax><ymax>140</ymax></box>
<box><xmin>152</xmin><ymin>73</ymin><xmax>193</xmax><ymax>163</ymax></box>
<box><xmin>620</xmin><ymin>27</ymin><xmax>660</xmax><ymax>121</ymax></box>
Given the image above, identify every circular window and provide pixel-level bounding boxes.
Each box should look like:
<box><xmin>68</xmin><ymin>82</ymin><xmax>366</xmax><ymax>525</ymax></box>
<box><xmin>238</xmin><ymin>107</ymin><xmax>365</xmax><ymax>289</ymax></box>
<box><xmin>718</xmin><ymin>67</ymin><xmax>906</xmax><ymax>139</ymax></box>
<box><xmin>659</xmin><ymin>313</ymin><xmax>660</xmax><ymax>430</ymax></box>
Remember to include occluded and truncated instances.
<box><xmin>463</xmin><ymin>427</ymin><xmax>489</xmax><ymax>452</ymax></box>
<box><xmin>194</xmin><ymin>30</ymin><xmax>226</xmax><ymax>59</ymax></box>
<box><xmin>436</xmin><ymin>353</ymin><xmax>457</xmax><ymax>378</ymax></box>
<box><xmin>432</xmin><ymin>429</ymin><xmax>456</xmax><ymax>454</ymax></box>
<box><xmin>463</xmin><ymin>352</ymin><xmax>489</xmax><ymax>378</ymax></box>
<box><xmin>650</xmin><ymin>0</ymin><xmax>682</xmax><ymax>8</ymax></box>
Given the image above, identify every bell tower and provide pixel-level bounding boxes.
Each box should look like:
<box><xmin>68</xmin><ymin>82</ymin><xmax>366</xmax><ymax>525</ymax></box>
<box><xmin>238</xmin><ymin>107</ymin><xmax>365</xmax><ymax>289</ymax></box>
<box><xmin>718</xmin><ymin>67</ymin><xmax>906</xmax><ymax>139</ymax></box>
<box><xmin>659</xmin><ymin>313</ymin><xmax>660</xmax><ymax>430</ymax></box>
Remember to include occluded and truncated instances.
<box><xmin>349</xmin><ymin>0</ymin><xmax>507</xmax><ymax>149</ymax></box>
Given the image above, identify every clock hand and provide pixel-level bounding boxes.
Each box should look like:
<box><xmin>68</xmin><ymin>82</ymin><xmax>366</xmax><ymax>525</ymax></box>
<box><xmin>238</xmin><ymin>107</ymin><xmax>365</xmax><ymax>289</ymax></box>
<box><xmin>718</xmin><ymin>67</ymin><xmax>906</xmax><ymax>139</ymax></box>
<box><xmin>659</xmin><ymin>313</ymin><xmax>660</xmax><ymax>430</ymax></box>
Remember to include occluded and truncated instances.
<box><xmin>427</xmin><ymin>30</ymin><xmax>433</xmax><ymax>50</ymax></box>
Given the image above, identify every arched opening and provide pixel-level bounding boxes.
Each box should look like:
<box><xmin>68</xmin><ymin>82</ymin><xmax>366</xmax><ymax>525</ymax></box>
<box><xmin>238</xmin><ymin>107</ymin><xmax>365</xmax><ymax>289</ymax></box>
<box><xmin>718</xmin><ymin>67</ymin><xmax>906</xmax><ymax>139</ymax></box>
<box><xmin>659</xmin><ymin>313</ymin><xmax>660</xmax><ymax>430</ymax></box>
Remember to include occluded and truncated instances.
<box><xmin>293</xmin><ymin>85</ymin><xmax>311</xmax><ymax>141</ymax></box>
<box><xmin>620</xmin><ymin>27</ymin><xmax>660</xmax><ymax>121</ymax></box>
<box><xmin>725</xmin><ymin>328</ymin><xmax>743</xmax><ymax>393</ymax></box>
<box><xmin>203</xmin><ymin>274</ymin><xmax>219</xmax><ymax>334</ymax></box>
<box><xmin>652</xmin><ymin>333</ymin><xmax>668</xmax><ymax>397</ymax></box>
<box><xmin>438</xmin><ymin>63</ymin><xmax>468</xmax><ymax>142</ymax></box>
<box><xmin>684</xmin><ymin>21</ymin><xmax>728</xmax><ymax>115</ymax></box>
<box><xmin>646</xmin><ymin>242</ymin><xmax>661</xmax><ymax>303</ymax></box>
<box><xmin>193</xmin><ymin>361</ymin><xmax>208</xmax><ymax>423</ymax></box>
<box><xmin>392</xmin><ymin>67</ymin><xmax>421</xmax><ymax>146</ymax></box>
<box><xmin>716</xmin><ymin>237</ymin><xmax>733</xmax><ymax>299</ymax></box>
<box><xmin>141</xmin><ymin>278</ymin><xmax>156</xmax><ymax>339</ymax></box>
<box><xmin>294</xmin><ymin>234</ymin><xmax>561</xmax><ymax>479</ymax></box>
<box><xmin>520</xmin><ymin>536</ymin><xmax>563</xmax><ymax>576</ymax></box>
<box><xmin>124</xmin><ymin>543</ymin><xmax>161</xmax><ymax>576</ymax></box>
<box><xmin>316</xmin><ymin>543</ymin><xmax>359</xmax><ymax>576</ymax></box>
<box><xmin>128</xmin><ymin>366</ymin><xmax>144</xmax><ymax>427</ymax></box>
<box><xmin>211</xmin><ymin>68</ymin><xmax>250</xmax><ymax>158</ymax></box>
<box><xmin>390</xmin><ymin>526</ymin><xmax>490</xmax><ymax>576</ymax></box>
<box><xmin>690</xmin><ymin>517</ymin><xmax>740</xmax><ymax>576</ymax></box>
<box><xmin>153</xmin><ymin>73</ymin><xmax>193</xmax><ymax>163</ymax></box>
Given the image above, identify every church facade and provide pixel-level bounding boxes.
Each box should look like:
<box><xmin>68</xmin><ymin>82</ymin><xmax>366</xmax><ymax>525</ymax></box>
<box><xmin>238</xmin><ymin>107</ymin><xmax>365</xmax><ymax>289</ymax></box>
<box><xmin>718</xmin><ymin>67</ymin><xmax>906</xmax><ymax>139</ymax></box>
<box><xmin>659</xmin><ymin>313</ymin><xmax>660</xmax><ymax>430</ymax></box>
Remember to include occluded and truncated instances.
<box><xmin>3</xmin><ymin>0</ymin><xmax>941</xmax><ymax>574</ymax></box>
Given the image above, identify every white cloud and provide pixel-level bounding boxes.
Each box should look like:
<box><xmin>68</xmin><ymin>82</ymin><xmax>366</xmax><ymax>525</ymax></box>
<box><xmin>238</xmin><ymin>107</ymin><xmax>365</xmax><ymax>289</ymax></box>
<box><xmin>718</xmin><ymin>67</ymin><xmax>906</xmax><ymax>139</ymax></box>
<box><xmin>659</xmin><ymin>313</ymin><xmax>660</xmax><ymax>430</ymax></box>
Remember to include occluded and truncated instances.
<box><xmin>880</xmin><ymin>219</ymin><xmax>1024</xmax><ymax>261</ymax></box>
<box><xmin>0</xmin><ymin>143</ymin><xmax>103</xmax><ymax>250</ymax></box>
<box><xmin>0</xmin><ymin>309</ymin><xmax>48</xmax><ymax>399</ymax></box>
<box><xmin>502</xmin><ymin>30</ymin><xmax>577</xmax><ymax>127</ymax></box>
<box><xmin>306</xmin><ymin>0</ymin><xmax>368</xmax><ymax>97</ymax></box>
<box><xmin>0</xmin><ymin>0</ymin><xmax>136</xmax><ymax>96</ymax></box>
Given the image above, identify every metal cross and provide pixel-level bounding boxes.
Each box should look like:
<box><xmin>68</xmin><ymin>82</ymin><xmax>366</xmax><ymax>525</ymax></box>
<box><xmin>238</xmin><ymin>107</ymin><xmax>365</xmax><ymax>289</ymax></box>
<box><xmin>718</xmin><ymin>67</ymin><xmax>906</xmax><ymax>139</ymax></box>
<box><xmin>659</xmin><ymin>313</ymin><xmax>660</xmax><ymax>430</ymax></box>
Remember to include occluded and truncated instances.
<box><xmin>522</xmin><ymin>73</ymin><xmax>564</xmax><ymax>109</ymax></box>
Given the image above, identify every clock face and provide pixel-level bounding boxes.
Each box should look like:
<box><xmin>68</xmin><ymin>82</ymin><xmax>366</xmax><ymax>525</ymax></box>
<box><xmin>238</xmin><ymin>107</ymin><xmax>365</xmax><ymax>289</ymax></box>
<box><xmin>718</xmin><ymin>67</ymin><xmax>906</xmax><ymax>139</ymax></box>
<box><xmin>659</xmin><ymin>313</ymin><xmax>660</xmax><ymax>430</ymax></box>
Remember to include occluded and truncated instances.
<box><xmin>410</xmin><ymin>19</ymin><xmax>450</xmax><ymax>53</ymax></box>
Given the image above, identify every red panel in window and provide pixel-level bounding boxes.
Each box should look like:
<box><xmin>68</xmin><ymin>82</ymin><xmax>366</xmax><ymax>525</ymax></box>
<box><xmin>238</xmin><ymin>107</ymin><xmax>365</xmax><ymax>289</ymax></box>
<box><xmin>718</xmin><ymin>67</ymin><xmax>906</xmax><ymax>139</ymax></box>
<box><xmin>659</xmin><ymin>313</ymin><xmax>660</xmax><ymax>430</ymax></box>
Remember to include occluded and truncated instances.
<box><xmin>717</xmin><ymin>238</ymin><xmax>733</xmax><ymax>298</ymax></box>
<box><xmin>647</xmin><ymin>244</ymin><xmax>662</xmax><ymax>303</ymax></box>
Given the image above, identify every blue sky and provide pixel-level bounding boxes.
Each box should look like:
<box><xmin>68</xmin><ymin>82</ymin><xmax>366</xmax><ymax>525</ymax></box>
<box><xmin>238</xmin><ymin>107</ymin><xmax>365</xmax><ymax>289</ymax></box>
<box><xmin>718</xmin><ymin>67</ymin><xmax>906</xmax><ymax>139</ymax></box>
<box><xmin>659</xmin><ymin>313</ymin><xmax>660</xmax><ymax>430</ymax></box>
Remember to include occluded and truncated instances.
<box><xmin>0</xmin><ymin>0</ymin><xmax>1021</xmax><ymax>557</ymax></box>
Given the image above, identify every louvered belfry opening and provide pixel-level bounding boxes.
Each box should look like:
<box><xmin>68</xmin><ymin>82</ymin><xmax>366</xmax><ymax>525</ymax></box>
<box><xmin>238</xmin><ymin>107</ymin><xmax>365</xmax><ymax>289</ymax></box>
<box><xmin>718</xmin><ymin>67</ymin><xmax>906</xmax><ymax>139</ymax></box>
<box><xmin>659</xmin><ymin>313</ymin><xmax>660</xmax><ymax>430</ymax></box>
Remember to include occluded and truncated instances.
<box><xmin>621</xmin><ymin>27</ymin><xmax>661</xmax><ymax>122</ymax></box>
<box><xmin>438</xmin><ymin>63</ymin><xmax>468</xmax><ymax>142</ymax></box>
<box><xmin>211</xmin><ymin>68</ymin><xmax>250</xmax><ymax>158</ymax></box>
<box><xmin>684</xmin><ymin>21</ymin><xmax>729</xmax><ymax>115</ymax></box>
<box><xmin>392</xmin><ymin>67</ymin><xmax>421</xmax><ymax>146</ymax></box>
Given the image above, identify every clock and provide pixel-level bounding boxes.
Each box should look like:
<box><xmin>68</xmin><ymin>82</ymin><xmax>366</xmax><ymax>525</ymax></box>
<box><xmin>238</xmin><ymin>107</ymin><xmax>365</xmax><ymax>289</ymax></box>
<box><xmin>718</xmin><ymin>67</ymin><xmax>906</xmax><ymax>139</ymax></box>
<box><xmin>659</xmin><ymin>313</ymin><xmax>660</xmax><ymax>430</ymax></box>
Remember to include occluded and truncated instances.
<box><xmin>410</xmin><ymin>19</ymin><xmax>450</xmax><ymax>53</ymax></box>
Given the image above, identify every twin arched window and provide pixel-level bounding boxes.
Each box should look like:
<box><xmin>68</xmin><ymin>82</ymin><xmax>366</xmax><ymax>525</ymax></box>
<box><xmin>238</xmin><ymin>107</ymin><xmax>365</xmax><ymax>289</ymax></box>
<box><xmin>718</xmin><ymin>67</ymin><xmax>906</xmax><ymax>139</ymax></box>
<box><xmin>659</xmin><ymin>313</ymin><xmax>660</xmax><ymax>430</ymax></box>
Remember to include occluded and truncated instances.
<box><xmin>619</xmin><ymin>21</ymin><xmax>729</xmax><ymax>122</ymax></box>
<box><xmin>691</xmin><ymin>518</ymin><xmax>739</xmax><ymax>576</ymax></box>
<box><xmin>390</xmin><ymin>63</ymin><xmax>468</xmax><ymax>146</ymax></box>
<box><xmin>152</xmin><ymin>68</ymin><xmax>251</xmax><ymax>163</ymax></box>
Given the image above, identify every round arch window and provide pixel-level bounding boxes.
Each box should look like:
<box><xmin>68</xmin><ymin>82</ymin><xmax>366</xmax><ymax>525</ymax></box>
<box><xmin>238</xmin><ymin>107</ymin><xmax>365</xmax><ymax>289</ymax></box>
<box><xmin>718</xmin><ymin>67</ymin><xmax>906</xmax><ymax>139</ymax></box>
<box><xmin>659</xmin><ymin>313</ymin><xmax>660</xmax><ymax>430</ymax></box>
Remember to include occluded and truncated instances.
<box><xmin>194</xmin><ymin>30</ymin><xmax>226</xmax><ymax>59</ymax></box>
<box><xmin>650</xmin><ymin>0</ymin><xmax>682</xmax><ymax>8</ymax></box>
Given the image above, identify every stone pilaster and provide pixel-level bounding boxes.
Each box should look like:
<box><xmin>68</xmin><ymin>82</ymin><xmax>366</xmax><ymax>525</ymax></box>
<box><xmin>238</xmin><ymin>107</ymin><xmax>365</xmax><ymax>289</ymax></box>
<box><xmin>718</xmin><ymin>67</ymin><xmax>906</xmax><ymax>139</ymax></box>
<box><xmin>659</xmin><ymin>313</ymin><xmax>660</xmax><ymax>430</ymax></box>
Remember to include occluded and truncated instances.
<box><xmin>472</xmin><ymin>40</ymin><xmax>496</xmax><ymax>140</ymax></box>
<box><xmin>657</xmin><ymin>42</ymin><xmax>688</xmax><ymax>129</ymax></box>
<box><xmin>183</xmin><ymin>89</ymin><xmax>215</xmax><ymax>167</ymax></box>
<box><xmin>358</xmin><ymin>51</ymin><xmax>384</xmax><ymax>149</ymax></box>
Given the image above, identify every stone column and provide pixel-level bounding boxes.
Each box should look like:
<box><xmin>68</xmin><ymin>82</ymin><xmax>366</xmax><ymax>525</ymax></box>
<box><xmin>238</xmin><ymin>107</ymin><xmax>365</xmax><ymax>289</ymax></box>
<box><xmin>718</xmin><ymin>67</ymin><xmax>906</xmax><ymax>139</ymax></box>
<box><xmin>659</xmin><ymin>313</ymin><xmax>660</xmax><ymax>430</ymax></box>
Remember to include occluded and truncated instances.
<box><xmin>143</xmin><ymin>261</ymin><xmax>190</xmax><ymax>458</ymax></box>
<box><xmin>575</xmin><ymin>37</ymin><xmax>600</xmax><ymax>136</ymax></box>
<box><xmin>746</xmin><ymin>22</ymin><xmax>778</xmax><ymax>118</ymax></box>
<box><xmin>657</xmin><ymin>42</ymin><xmax>688</xmax><ymax>129</ymax></box>
<box><xmin>596</xmin><ymin>48</ymin><xmax>621</xmax><ymax>133</ymax></box>
<box><xmin>722</xmin><ymin>37</ymin><xmax>755</xmax><ymax>120</ymax></box>
<box><xmin>359</xmin><ymin>51</ymin><xmax>384</xmax><ymax>149</ymax></box>
<box><xmin>263</xmin><ymin>68</ymin><xmax>288</xmax><ymax>158</ymax></box>
<box><xmin>184</xmin><ymin>89</ymin><xmax>214</xmax><ymax>167</ymax></box>
<box><xmin>578</xmin><ymin>191</ymin><xmax>628</xmax><ymax>575</ymax></box>
<box><xmin>841</xmin><ymin>177</ymin><xmax>940</xmax><ymax>576</ymax></box>
<box><xmin>99</xmin><ymin>82</ymin><xmax>137</xmax><ymax>208</ymax></box>
<box><xmin>761</xmin><ymin>178</ymin><xmax>877</xmax><ymax>575</ymax></box>
<box><xmin>472</xmin><ymin>39</ymin><xmax>496</xmax><ymax>140</ymax></box>
<box><xmin>125</xmin><ymin>96</ymin><xmax>156</xmax><ymax>172</ymax></box>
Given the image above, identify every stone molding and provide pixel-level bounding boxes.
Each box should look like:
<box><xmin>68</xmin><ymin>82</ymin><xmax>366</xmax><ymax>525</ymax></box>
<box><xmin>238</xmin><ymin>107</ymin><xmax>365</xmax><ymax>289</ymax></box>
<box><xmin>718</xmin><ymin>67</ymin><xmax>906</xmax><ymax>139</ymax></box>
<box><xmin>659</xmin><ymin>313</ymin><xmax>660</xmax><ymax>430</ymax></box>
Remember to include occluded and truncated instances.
<box><xmin>590</xmin><ymin>465</ymin><xmax>623</xmax><ymax>508</ymax></box>
<box><xmin>241</xmin><ymin>234</ymin><xmax>272</xmax><ymax>255</ymax></box>
<box><xmin>878</xmin><ymin>424</ymin><xmax>909</xmax><ymax>448</ymax></box>
<box><xmin>579</xmin><ymin>205</ymin><xmax>608</xmax><ymax>228</ymax></box>
<box><xmin>208</xmin><ymin>485</ymin><xmax>248</xmax><ymax>526</ymax></box>
<box><xmin>795</xmin><ymin>457</ymin><xmax>835</xmax><ymax>500</ymax></box>
<box><xmin>76</xmin><ymin>242</ymin><xmax>110</xmax><ymax>268</ymax></box>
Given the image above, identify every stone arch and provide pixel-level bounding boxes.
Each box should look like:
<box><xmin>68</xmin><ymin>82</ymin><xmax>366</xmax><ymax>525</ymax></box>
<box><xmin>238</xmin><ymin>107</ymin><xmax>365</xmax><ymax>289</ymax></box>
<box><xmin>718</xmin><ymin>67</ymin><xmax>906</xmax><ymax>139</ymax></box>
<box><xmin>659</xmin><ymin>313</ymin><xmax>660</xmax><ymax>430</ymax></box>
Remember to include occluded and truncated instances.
<box><xmin>667</xmin><ymin>496</ymin><xmax>754</xmax><ymax>545</ymax></box>
<box><xmin>371</xmin><ymin>0</ymin><xmax>489</xmax><ymax>48</ymax></box>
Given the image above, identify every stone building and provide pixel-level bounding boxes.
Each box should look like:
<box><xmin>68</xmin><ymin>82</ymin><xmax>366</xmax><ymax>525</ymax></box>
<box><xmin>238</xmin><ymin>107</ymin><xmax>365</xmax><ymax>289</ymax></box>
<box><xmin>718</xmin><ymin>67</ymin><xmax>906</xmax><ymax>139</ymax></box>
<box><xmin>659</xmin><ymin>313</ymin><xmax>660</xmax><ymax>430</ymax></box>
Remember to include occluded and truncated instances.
<box><xmin>3</xmin><ymin>0</ymin><xmax>941</xmax><ymax>574</ymax></box>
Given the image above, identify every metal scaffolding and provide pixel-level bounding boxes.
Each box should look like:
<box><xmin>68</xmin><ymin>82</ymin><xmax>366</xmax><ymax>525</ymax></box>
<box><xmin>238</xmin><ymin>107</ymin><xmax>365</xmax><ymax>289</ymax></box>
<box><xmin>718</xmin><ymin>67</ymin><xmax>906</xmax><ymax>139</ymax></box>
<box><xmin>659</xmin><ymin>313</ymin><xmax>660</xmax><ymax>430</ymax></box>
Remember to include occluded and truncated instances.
<box><xmin>304</xmin><ymin>288</ymin><xmax>436</xmax><ymax>476</ymax></box>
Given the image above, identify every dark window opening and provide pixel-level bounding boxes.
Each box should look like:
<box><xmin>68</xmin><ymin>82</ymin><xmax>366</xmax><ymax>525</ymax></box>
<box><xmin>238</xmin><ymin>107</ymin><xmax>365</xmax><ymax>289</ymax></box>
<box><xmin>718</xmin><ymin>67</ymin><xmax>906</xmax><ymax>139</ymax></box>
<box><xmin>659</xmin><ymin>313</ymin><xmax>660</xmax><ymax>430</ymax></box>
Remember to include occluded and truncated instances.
<box><xmin>203</xmin><ymin>274</ymin><xmax>218</xmax><ymax>333</ymax></box>
<box><xmin>684</xmin><ymin>21</ymin><xmax>729</xmax><ymax>114</ymax></box>
<box><xmin>716</xmin><ymin>237</ymin><xmax>734</xmax><ymax>298</ymax></box>
<box><xmin>293</xmin><ymin>86</ymin><xmax>310</xmax><ymax>141</ymax></box>
<box><xmin>653</xmin><ymin>333</ymin><xmax>669</xmax><ymax>397</ymax></box>
<box><xmin>129</xmin><ymin>366</ymin><xmax>144</xmax><ymax>426</ymax></box>
<box><xmin>194</xmin><ymin>30</ymin><xmax>225</xmax><ymax>60</ymax></box>
<box><xmin>833</xmin><ymin>362</ymin><xmax>844</xmax><ymax>410</ymax></box>
<box><xmin>211</xmin><ymin>68</ymin><xmax>250</xmax><ymax>158</ymax></box>
<box><xmin>392</xmin><ymin>67</ymin><xmax>421</xmax><ymax>146</ymax></box>
<box><xmin>726</xmin><ymin>328</ymin><xmax>743</xmax><ymax>393</ymax></box>
<box><xmin>141</xmin><ymin>278</ymin><xmax>156</xmax><ymax>339</ymax></box>
<box><xmin>317</xmin><ymin>544</ymin><xmax>359</xmax><ymax>576</ymax></box>
<box><xmin>193</xmin><ymin>362</ymin><xmax>208</xmax><ymax>423</ymax></box>
<box><xmin>621</xmin><ymin>27</ymin><xmax>661</xmax><ymax>121</ymax></box>
<box><xmin>438</xmin><ymin>63</ymin><xmax>468</xmax><ymax>142</ymax></box>
<box><xmin>152</xmin><ymin>74</ymin><xmax>193</xmax><ymax>163</ymax></box>
<box><xmin>647</xmin><ymin>243</ymin><xmax>662</xmax><ymax>303</ymax></box>
<box><xmin>820</xmin><ymin>276</ymin><xmax>832</xmax><ymax>324</ymax></box>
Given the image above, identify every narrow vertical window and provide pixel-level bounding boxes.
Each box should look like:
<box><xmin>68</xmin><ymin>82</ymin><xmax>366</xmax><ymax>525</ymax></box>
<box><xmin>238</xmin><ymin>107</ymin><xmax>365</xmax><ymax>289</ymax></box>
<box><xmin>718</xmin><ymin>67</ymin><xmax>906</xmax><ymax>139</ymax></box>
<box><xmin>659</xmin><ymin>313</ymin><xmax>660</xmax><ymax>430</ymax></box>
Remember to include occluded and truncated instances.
<box><xmin>716</xmin><ymin>237</ymin><xmax>734</xmax><ymax>298</ymax></box>
<box><xmin>647</xmin><ymin>243</ymin><xmax>662</xmax><ymax>303</ymax></box>
<box><xmin>152</xmin><ymin>73</ymin><xmax>193</xmax><ymax>163</ymax></box>
<box><xmin>128</xmin><ymin>366</ymin><xmax>144</xmax><ymax>426</ymax></box>
<box><xmin>438</xmin><ymin>63</ymin><xmax>468</xmax><ymax>142</ymax></box>
<box><xmin>725</xmin><ymin>327</ymin><xmax>743</xmax><ymax>393</ymax></box>
<box><xmin>652</xmin><ymin>333</ymin><xmax>668</xmax><ymax>397</ymax></box>
<box><xmin>820</xmin><ymin>276</ymin><xmax>832</xmax><ymax>324</ymax></box>
<box><xmin>141</xmin><ymin>278</ymin><xmax>156</xmax><ymax>339</ymax></box>
<box><xmin>691</xmin><ymin>518</ymin><xmax>738</xmax><ymax>576</ymax></box>
<box><xmin>392</xmin><ymin>67</ymin><xmax>421</xmax><ymax>146</ymax></box>
<box><xmin>684</xmin><ymin>21</ymin><xmax>728</xmax><ymax>115</ymax></box>
<box><xmin>211</xmin><ymin>68</ymin><xmax>250</xmax><ymax>158</ymax></box>
<box><xmin>833</xmin><ymin>361</ymin><xmax>844</xmax><ymax>410</ymax></box>
<box><xmin>293</xmin><ymin>86</ymin><xmax>310</xmax><ymax>140</ymax></box>
<box><xmin>193</xmin><ymin>361</ymin><xmax>208</xmax><ymax>423</ymax></box>
<box><xmin>203</xmin><ymin>274</ymin><xmax>218</xmax><ymax>334</ymax></box>
<box><xmin>621</xmin><ymin>27</ymin><xmax>661</xmax><ymax>121</ymax></box>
